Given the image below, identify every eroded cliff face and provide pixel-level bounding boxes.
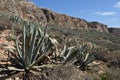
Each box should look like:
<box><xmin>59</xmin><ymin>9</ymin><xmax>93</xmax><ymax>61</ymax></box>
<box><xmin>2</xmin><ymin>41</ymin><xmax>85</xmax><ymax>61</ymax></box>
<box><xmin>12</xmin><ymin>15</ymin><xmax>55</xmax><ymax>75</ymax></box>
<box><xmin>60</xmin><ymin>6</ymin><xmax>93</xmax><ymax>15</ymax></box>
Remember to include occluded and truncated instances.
<box><xmin>0</xmin><ymin>0</ymin><xmax>108</xmax><ymax>32</ymax></box>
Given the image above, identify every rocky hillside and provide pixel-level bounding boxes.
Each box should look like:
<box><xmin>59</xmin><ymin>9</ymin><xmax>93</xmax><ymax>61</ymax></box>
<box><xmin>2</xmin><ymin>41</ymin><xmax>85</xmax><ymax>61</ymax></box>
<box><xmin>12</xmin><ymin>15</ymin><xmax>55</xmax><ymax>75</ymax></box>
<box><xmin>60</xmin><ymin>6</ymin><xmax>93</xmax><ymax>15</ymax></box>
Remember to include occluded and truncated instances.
<box><xmin>0</xmin><ymin>0</ymin><xmax>108</xmax><ymax>32</ymax></box>
<box><xmin>108</xmin><ymin>28</ymin><xmax>120</xmax><ymax>34</ymax></box>
<box><xmin>0</xmin><ymin>1</ymin><xmax>120</xmax><ymax>80</ymax></box>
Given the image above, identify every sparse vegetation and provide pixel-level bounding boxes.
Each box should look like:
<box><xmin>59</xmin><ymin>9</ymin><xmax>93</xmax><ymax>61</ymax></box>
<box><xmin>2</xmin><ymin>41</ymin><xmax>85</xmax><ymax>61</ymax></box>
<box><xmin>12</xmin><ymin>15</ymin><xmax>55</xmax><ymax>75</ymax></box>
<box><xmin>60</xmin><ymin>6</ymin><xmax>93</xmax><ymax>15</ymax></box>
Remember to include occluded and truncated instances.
<box><xmin>0</xmin><ymin>1</ymin><xmax>120</xmax><ymax>79</ymax></box>
<box><xmin>0</xmin><ymin>20</ymin><xmax>99</xmax><ymax>79</ymax></box>
<box><xmin>48</xmin><ymin>25</ymin><xmax>120</xmax><ymax>62</ymax></box>
<box><xmin>7</xmin><ymin>21</ymin><xmax>97</xmax><ymax>72</ymax></box>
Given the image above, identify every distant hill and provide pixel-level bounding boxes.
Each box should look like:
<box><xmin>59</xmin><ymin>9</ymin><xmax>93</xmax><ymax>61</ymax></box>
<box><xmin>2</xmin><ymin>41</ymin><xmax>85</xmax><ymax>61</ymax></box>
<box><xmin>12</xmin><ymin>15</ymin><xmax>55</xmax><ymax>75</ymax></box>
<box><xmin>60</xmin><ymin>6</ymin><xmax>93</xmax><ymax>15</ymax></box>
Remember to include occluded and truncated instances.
<box><xmin>108</xmin><ymin>28</ymin><xmax>120</xmax><ymax>34</ymax></box>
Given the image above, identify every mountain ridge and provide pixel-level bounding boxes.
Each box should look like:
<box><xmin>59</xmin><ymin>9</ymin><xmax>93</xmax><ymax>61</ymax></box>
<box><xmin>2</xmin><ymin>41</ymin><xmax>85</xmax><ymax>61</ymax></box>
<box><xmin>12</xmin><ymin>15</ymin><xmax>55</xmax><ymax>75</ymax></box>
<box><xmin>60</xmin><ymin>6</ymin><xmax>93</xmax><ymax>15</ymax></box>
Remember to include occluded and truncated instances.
<box><xmin>0</xmin><ymin>0</ymin><xmax>110</xmax><ymax>32</ymax></box>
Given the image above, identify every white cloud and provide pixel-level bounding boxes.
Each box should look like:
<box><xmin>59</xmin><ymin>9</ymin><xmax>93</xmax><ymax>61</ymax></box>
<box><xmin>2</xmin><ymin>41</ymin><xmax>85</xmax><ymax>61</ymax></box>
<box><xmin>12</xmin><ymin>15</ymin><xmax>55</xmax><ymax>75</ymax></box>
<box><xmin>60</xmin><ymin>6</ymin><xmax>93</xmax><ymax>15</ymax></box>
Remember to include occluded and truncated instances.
<box><xmin>114</xmin><ymin>2</ymin><xmax>120</xmax><ymax>8</ymax></box>
<box><xmin>96</xmin><ymin>11</ymin><xmax>116</xmax><ymax>16</ymax></box>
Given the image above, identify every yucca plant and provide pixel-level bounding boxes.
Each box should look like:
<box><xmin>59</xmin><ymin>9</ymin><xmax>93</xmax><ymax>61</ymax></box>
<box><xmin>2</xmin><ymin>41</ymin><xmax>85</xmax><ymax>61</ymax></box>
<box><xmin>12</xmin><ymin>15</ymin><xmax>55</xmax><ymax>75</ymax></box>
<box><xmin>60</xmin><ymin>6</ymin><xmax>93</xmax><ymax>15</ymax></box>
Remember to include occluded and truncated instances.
<box><xmin>60</xmin><ymin>42</ymin><xmax>96</xmax><ymax>71</ymax></box>
<box><xmin>8</xmin><ymin>21</ymin><xmax>57</xmax><ymax>72</ymax></box>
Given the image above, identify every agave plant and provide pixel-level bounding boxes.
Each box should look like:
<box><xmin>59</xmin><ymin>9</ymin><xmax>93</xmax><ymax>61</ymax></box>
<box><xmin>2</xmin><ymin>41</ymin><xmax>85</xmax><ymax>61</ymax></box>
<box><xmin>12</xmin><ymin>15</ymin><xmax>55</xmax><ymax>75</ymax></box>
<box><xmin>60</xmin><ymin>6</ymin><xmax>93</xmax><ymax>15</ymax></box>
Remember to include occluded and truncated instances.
<box><xmin>10</xmin><ymin>15</ymin><xmax>22</xmax><ymax>24</ymax></box>
<box><xmin>60</xmin><ymin>42</ymin><xmax>96</xmax><ymax>71</ymax></box>
<box><xmin>75</xmin><ymin>43</ymin><xmax>96</xmax><ymax>71</ymax></box>
<box><xmin>59</xmin><ymin>43</ymin><xmax>76</xmax><ymax>64</ymax></box>
<box><xmin>8</xmin><ymin>21</ymin><xmax>57</xmax><ymax>72</ymax></box>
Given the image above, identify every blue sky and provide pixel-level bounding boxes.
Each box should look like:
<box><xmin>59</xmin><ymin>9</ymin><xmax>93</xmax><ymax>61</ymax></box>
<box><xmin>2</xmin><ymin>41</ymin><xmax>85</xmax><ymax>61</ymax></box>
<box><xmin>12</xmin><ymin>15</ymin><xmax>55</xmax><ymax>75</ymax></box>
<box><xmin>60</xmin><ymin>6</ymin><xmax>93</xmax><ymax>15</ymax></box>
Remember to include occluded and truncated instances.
<box><xmin>31</xmin><ymin>0</ymin><xmax>120</xmax><ymax>28</ymax></box>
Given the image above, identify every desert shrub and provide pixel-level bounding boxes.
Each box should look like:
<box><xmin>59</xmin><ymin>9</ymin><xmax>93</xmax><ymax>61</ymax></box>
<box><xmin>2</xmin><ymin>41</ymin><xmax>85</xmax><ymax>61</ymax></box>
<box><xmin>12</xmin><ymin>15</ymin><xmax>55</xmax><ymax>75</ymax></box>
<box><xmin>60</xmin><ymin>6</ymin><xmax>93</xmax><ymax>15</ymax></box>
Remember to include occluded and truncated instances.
<box><xmin>110</xmin><ymin>55</ymin><xmax>120</xmax><ymax>67</ymax></box>
<box><xmin>48</xmin><ymin>25</ymin><xmax>120</xmax><ymax>53</ymax></box>
<box><xmin>99</xmin><ymin>67</ymin><xmax>120</xmax><ymax>80</ymax></box>
<box><xmin>0</xmin><ymin>12</ymin><xmax>10</xmax><ymax>18</ymax></box>
<box><xmin>99</xmin><ymin>72</ymin><xmax>110</xmax><ymax>80</ymax></box>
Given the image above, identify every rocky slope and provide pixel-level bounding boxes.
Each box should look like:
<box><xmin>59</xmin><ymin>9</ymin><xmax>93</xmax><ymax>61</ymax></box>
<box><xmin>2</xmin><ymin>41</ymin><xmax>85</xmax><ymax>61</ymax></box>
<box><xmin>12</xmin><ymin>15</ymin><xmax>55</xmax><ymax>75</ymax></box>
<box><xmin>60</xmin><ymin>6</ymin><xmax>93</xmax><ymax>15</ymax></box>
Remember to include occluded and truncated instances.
<box><xmin>0</xmin><ymin>0</ymin><xmax>120</xmax><ymax>80</ymax></box>
<box><xmin>0</xmin><ymin>0</ymin><xmax>109</xmax><ymax>32</ymax></box>
<box><xmin>108</xmin><ymin>28</ymin><xmax>120</xmax><ymax>34</ymax></box>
